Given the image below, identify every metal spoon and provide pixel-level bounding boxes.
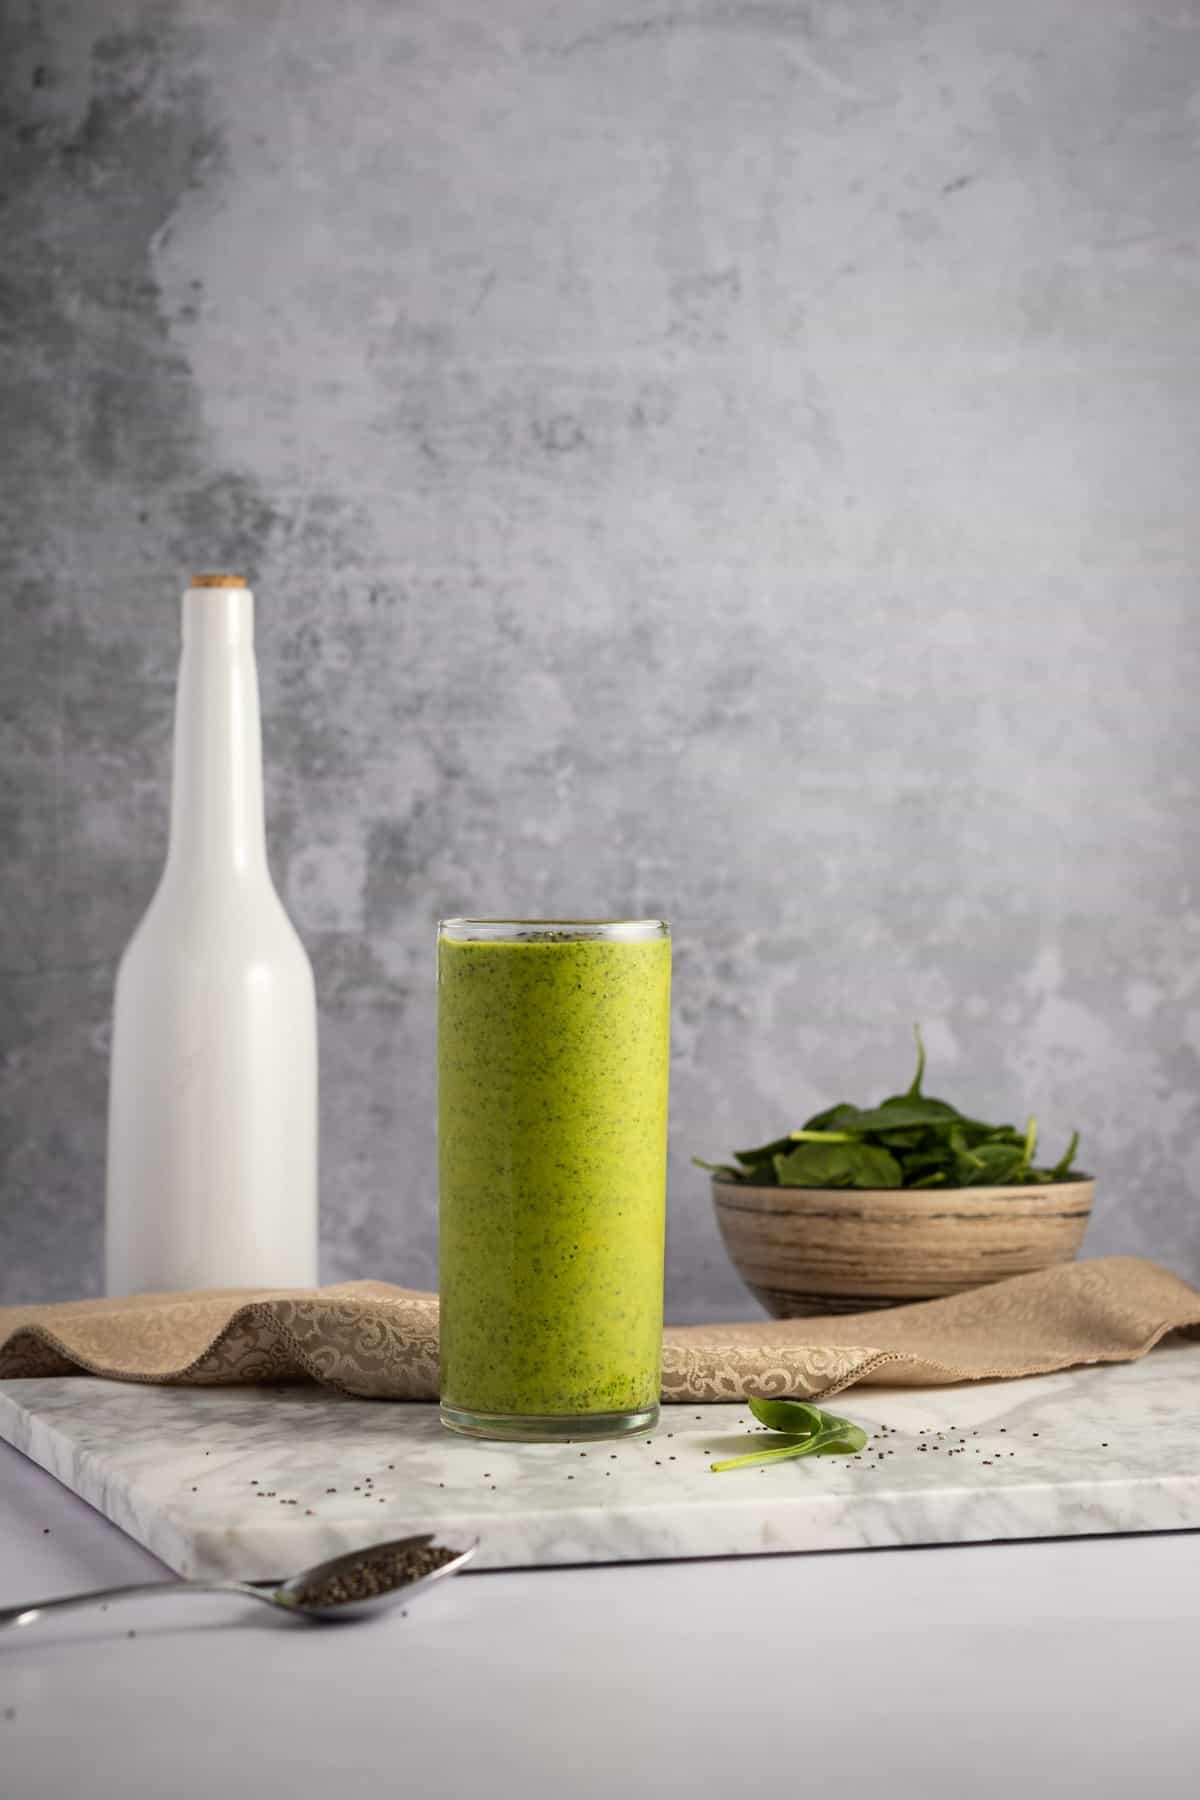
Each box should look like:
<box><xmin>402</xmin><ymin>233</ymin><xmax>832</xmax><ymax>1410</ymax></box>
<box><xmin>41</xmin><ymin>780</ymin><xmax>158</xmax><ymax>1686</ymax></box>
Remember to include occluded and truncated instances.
<box><xmin>0</xmin><ymin>1533</ymin><xmax>477</xmax><ymax>1630</ymax></box>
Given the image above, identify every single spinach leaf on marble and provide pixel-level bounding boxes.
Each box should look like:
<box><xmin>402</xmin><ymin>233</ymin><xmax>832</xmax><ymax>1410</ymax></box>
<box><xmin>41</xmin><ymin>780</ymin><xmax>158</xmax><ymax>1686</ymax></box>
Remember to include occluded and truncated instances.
<box><xmin>710</xmin><ymin>1396</ymin><xmax>869</xmax><ymax>1473</ymax></box>
<box><xmin>745</xmin><ymin>1396</ymin><xmax>828</xmax><ymax>1434</ymax></box>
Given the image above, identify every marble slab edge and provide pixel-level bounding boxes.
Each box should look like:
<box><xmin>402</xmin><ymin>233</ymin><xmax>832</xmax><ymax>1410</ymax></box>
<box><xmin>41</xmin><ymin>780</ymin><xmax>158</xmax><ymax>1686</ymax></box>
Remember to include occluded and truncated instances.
<box><xmin>3</xmin><ymin>1377</ymin><xmax>1200</xmax><ymax>1580</ymax></box>
<box><xmin>0</xmin><ymin>1385</ymin><xmax>195</xmax><ymax>1574</ymax></box>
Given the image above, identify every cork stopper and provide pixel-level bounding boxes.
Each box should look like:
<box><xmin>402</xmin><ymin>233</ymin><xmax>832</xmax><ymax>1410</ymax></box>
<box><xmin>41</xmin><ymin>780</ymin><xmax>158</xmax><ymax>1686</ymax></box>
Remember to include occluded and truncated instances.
<box><xmin>189</xmin><ymin>574</ymin><xmax>247</xmax><ymax>589</ymax></box>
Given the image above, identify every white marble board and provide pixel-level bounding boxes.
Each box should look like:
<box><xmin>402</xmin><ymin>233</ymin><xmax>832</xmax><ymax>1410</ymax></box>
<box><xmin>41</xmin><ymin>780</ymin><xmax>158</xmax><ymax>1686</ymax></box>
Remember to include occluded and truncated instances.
<box><xmin>2</xmin><ymin>1345</ymin><xmax>1198</xmax><ymax>1577</ymax></box>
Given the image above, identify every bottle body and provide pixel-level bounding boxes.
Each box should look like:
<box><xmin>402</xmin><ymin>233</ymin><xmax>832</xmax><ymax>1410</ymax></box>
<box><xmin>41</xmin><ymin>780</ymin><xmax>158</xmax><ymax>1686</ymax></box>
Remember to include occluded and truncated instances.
<box><xmin>105</xmin><ymin>581</ymin><xmax>318</xmax><ymax>1294</ymax></box>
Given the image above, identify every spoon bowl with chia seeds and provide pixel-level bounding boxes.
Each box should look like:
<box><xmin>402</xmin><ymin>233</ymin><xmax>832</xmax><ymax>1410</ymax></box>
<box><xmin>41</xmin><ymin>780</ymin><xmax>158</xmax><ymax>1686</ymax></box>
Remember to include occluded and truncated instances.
<box><xmin>0</xmin><ymin>1535</ymin><xmax>478</xmax><ymax>1632</ymax></box>
<box><xmin>273</xmin><ymin>1534</ymin><xmax>477</xmax><ymax>1620</ymax></box>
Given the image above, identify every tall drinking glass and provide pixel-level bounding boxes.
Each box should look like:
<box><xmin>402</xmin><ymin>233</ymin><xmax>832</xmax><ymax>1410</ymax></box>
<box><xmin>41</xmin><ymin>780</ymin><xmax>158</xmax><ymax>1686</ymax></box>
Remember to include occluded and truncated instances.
<box><xmin>438</xmin><ymin>919</ymin><xmax>671</xmax><ymax>1441</ymax></box>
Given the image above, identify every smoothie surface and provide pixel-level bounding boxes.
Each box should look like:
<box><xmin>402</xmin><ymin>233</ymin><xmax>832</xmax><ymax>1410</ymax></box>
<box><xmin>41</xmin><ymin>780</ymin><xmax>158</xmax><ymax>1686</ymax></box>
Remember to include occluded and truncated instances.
<box><xmin>438</xmin><ymin>930</ymin><xmax>670</xmax><ymax>1419</ymax></box>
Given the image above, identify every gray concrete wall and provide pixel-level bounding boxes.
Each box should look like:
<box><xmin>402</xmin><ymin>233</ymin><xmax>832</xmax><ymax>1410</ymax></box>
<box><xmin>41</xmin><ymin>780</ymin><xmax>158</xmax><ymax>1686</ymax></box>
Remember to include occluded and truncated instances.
<box><xmin>3</xmin><ymin>0</ymin><xmax>1199</xmax><ymax>1315</ymax></box>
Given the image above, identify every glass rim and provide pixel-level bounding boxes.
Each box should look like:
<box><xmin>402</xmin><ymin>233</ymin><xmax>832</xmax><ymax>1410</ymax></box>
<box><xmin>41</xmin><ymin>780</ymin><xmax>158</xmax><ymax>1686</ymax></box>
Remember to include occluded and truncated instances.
<box><xmin>438</xmin><ymin>917</ymin><xmax>669</xmax><ymax>943</ymax></box>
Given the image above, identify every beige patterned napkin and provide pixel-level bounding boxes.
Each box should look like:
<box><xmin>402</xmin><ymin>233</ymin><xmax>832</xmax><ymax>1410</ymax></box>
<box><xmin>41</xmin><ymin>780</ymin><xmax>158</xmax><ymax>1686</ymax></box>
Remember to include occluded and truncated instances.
<box><xmin>1</xmin><ymin>1257</ymin><xmax>1197</xmax><ymax>1404</ymax></box>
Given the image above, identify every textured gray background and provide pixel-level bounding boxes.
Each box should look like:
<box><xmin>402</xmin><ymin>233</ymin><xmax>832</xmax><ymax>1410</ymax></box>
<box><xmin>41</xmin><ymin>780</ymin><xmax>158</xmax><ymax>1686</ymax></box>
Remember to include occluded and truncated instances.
<box><xmin>3</xmin><ymin>0</ymin><xmax>1199</xmax><ymax>1316</ymax></box>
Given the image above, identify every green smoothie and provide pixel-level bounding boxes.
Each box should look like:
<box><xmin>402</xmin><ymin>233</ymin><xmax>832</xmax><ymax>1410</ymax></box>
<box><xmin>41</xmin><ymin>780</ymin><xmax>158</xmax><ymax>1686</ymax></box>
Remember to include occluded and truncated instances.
<box><xmin>438</xmin><ymin>920</ymin><xmax>671</xmax><ymax>1438</ymax></box>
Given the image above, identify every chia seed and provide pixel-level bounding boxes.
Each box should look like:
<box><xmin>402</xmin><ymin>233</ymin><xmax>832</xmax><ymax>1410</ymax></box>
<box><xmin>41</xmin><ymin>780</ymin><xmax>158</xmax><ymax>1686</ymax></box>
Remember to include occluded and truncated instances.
<box><xmin>291</xmin><ymin>1543</ymin><xmax>458</xmax><ymax>1610</ymax></box>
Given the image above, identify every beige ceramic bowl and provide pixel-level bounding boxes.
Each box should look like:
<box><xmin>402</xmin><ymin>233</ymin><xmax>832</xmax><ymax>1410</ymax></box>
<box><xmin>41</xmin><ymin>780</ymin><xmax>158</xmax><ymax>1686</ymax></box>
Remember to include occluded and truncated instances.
<box><xmin>712</xmin><ymin>1175</ymin><xmax>1095</xmax><ymax>1317</ymax></box>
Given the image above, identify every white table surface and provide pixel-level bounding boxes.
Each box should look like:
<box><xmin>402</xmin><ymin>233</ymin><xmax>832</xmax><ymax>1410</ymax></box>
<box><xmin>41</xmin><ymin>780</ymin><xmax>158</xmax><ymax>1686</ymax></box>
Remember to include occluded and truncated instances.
<box><xmin>2</xmin><ymin>1437</ymin><xmax>1198</xmax><ymax>1799</ymax></box>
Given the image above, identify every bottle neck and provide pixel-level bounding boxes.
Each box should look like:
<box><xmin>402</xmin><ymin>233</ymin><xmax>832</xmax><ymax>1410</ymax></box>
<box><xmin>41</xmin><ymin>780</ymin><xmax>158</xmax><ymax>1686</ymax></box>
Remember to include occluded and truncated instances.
<box><xmin>163</xmin><ymin>587</ymin><xmax>269</xmax><ymax>885</ymax></box>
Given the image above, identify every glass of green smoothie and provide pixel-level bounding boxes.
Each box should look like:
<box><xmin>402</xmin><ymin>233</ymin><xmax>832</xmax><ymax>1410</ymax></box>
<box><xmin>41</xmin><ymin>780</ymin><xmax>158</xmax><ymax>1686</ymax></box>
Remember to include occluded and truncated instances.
<box><xmin>437</xmin><ymin>918</ymin><xmax>671</xmax><ymax>1441</ymax></box>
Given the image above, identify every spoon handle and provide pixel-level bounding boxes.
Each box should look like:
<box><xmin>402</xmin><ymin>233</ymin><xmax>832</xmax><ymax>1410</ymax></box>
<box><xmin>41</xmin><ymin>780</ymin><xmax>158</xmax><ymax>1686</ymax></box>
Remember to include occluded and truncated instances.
<box><xmin>0</xmin><ymin>1579</ymin><xmax>269</xmax><ymax>1630</ymax></box>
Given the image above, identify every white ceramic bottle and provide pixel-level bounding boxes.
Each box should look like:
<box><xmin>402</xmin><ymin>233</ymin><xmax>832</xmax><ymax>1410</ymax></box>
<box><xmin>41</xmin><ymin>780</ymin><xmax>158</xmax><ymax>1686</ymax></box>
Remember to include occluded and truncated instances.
<box><xmin>105</xmin><ymin>575</ymin><xmax>318</xmax><ymax>1294</ymax></box>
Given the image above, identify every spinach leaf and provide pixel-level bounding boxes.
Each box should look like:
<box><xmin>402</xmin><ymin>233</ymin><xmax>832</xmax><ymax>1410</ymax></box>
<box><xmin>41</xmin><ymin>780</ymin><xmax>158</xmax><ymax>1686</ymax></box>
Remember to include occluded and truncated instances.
<box><xmin>817</xmin><ymin>1096</ymin><xmax>966</xmax><ymax>1133</ymax></box>
<box><xmin>773</xmin><ymin>1140</ymin><xmax>902</xmax><ymax>1190</ymax></box>
<box><xmin>696</xmin><ymin>1029</ymin><xmax>1084</xmax><ymax>1191</ymax></box>
<box><xmin>745</xmin><ymin>1397</ymin><xmax>828</xmax><ymax>1434</ymax></box>
<box><xmin>798</xmin><ymin>1102</ymin><xmax>864</xmax><ymax>1135</ymax></box>
<box><xmin>955</xmin><ymin>1141</ymin><xmax>1027</xmax><ymax>1186</ymax></box>
<box><xmin>691</xmin><ymin>1156</ymin><xmax>749</xmax><ymax>1181</ymax></box>
<box><xmin>787</xmin><ymin>1129</ymin><xmax>860</xmax><ymax>1144</ymax></box>
<box><xmin>1050</xmin><ymin>1128</ymin><xmax>1080</xmax><ymax>1179</ymax></box>
<box><xmin>732</xmin><ymin>1135</ymin><xmax>797</xmax><ymax>1167</ymax></box>
<box><xmin>710</xmin><ymin>1396</ymin><xmax>868</xmax><ymax>1473</ymax></box>
<box><xmin>907</xmin><ymin>1022</ymin><xmax>927</xmax><ymax>1096</ymax></box>
<box><xmin>873</xmin><ymin>1125</ymin><xmax>931</xmax><ymax>1149</ymax></box>
<box><xmin>1022</xmin><ymin>1115</ymin><xmax>1038</xmax><ymax>1169</ymax></box>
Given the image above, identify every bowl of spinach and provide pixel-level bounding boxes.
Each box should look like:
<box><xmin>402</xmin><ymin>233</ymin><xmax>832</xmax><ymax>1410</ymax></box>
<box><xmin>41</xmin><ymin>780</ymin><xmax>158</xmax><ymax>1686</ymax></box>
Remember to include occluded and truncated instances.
<box><xmin>696</xmin><ymin>1029</ymin><xmax>1093</xmax><ymax>1318</ymax></box>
